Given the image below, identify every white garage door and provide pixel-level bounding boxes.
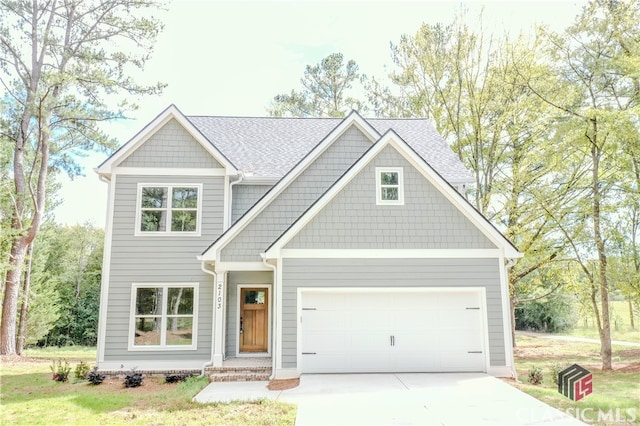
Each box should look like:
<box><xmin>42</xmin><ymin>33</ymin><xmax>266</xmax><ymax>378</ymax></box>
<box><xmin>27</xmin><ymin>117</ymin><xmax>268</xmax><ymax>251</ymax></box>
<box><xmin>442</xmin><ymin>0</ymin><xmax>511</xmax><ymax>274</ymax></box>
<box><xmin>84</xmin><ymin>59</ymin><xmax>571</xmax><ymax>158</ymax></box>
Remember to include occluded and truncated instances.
<box><xmin>300</xmin><ymin>289</ymin><xmax>486</xmax><ymax>373</ymax></box>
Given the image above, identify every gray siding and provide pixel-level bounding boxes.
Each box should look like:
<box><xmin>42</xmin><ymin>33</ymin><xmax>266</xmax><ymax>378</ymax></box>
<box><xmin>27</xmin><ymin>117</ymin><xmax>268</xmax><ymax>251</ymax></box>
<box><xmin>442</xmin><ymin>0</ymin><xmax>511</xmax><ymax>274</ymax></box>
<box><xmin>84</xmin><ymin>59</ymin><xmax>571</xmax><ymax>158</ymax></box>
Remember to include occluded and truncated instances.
<box><xmin>119</xmin><ymin>118</ymin><xmax>223</xmax><ymax>169</ymax></box>
<box><xmin>103</xmin><ymin>174</ymin><xmax>225</xmax><ymax>362</ymax></box>
<box><xmin>225</xmin><ymin>271</ymin><xmax>273</xmax><ymax>357</ymax></box>
<box><xmin>221</xmin><ymin>126</ymin><xmax>372</xmax><ymax>261</ymax></box>
<box><xmin>281</xmin><ymin>258</ymin><xmax>505</xmax><ymax>369</ymax></box>
<box><xmin>231</xmin><ymin>185</ymin><xmax>272</xmax><ymax>224</ymax></box>
<box><xmin>285</xmin><ymin>145</ymin><xmax>495</xmax><ymax>249</ymax></box>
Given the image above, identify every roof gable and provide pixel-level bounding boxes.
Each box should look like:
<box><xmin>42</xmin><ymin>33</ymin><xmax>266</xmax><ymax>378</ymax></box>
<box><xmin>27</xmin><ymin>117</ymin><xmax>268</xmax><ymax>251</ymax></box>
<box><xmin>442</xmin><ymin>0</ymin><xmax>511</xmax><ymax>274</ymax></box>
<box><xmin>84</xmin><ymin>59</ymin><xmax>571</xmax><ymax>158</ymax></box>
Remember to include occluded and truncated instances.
<box><xmin>200</xmin><ymin>111</ymin><xmax>380</xmax><ymax>262</ymax></box>
<box><xmin>96</xmin><ymin>104</ymin><xmax>237</xmax><ymax>177</ymax></box>
<box><xmin>263</xmin><ymin>130</ymin><xmax>521</xmax><ymax>259</ymax></box>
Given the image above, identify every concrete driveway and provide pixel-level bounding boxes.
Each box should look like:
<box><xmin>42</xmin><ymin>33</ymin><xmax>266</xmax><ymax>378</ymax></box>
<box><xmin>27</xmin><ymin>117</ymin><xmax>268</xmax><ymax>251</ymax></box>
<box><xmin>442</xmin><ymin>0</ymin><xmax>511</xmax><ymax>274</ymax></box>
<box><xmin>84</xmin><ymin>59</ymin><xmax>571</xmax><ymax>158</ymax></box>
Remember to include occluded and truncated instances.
<box><xmin>194</xmin><ymin>373</ymin><xmax>585</xmax><ymax>425</ymax></box>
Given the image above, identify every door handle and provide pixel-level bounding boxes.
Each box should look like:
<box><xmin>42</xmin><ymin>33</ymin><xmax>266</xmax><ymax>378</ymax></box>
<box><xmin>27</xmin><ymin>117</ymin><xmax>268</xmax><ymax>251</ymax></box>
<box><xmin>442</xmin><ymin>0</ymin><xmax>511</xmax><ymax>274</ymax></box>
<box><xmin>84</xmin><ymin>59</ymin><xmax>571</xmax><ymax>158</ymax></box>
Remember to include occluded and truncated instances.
<box><xmin>390</xmin><ymin>335</ymin><xmax>395</xmax><ymax>346</ymax></box>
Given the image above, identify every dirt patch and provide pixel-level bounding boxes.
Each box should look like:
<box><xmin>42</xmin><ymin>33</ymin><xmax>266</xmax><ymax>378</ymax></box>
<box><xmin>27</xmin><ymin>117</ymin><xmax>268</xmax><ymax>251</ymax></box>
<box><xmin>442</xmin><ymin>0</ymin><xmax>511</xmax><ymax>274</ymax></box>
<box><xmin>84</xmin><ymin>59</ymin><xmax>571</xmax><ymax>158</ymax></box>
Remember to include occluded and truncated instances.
<box><xmin>91</xmin><ymin>376</ymin><xmax>176</xmax><ymax>394</ymax></box>
<box><xmin>1</xmin><ymin>355</ymin><xmax>49</xmax><ymax>365</ymax></box>
<box><xmin>619</xmin><ymin>349</ymin><xmax>640</xmax><ymax>358</ymax></box>
<box><xmin>617</xmin><ymin>362</ymin><xmax>640</xmax><ymax>373</ymax></box>
<box><xmin>267</xmin><ymin>378</ymin><xmax>299</xmax><ymax>390</ymax></box>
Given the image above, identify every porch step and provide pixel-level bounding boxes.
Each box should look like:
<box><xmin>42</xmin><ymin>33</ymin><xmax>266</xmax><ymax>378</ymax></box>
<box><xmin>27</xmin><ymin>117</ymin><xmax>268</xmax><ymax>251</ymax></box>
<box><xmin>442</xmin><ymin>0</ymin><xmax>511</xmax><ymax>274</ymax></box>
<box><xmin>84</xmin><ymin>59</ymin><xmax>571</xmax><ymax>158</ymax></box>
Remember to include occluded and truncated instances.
<box><xmin>205</xmin><ymin>365</ymin><xmax>272</xmax><ymax>382</ymax></box>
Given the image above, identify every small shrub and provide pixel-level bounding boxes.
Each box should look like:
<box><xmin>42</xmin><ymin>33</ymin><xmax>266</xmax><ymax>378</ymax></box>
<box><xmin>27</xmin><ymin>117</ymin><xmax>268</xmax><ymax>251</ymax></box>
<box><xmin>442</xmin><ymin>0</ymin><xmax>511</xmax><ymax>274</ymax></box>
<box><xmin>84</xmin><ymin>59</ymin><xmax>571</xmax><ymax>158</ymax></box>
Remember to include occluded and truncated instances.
<box><xmin>87</xmin><ymin>365</ymin><xmax>106</xmax><ymax>385</ymax></box>
<box><xmin>550</xmin><ymin>362</ymin><xmax>568</xmax><ymax>385</ymax></box>
<box><xmin>528</xmin><ymin>366</ymin><xmax>543</xmax><ymax>385</ymax></box>
<box><xmin>74</xmin><ymin>361</ymin><xmax>91</xmax><ymax>381</ymax></box>
<box><xmin>50</xmin><ymin>359</ymin><xmax>71</xmax><ymax>382</ymax></box>
<box><xmin>123</xmin><ymin>368</ymin><xmax>143</xmax><ymax>388</ymax></box>
<box><xmin>164</xmin><ymin>373</ymin><xmax>193</xmax><ymax>384</ymax></box>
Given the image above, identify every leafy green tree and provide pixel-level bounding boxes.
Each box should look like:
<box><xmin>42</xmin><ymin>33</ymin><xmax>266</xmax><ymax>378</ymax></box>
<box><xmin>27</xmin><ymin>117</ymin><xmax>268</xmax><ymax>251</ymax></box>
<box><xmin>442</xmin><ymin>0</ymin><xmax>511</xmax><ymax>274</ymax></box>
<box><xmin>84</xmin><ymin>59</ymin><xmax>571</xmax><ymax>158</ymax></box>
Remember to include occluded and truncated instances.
<box><xmin>370</xmin><ymin>17</ymin><xmax>581</xmax><ymax>344</ymax></box>
<box><xmin>525</xmin><ymin>0</ymin><xmax>640</xmax><ymax>369</ymax></box>
<box><xmin>268</xmin><ymin>53</ymin><xmax>365</xmax><ymax>117</ymax></box>
<box><xmin>0</xmin><ymin>0</ymin><xmax>165</xmax><ymax>355</ymax></box>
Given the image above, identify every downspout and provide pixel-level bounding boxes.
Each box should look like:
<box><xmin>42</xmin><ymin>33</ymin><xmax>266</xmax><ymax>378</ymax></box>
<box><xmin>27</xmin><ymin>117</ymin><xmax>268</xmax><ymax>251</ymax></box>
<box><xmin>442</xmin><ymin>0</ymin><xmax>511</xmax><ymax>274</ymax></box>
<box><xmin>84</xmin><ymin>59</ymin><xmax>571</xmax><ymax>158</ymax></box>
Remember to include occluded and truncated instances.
<box><xmin>200</xmin><ymin>260</ymin><xmax>217</xmax><ymax>377</ymax></box>
<box><xmin>505</xmin><ymin>257</ymin><xmax>518</xmax><ymax>380</ymax></box>
<box><xmin>261</xmin><ymin>255</ymin><xmax>277</xmax><ymax>380</ymax></box>
<box><xmin>228</xmin><ymin>172</ymin><xmax>244</xmax><ymax>227</ymax></box>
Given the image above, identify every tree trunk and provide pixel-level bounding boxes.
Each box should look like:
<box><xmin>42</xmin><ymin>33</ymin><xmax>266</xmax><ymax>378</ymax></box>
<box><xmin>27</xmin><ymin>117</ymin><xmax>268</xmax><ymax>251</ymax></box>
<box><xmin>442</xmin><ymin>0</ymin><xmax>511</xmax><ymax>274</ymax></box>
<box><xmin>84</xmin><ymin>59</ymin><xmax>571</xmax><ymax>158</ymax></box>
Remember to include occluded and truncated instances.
<box><xmin>1</xmin><ymin>239</ymin><xmax>29</xmax><ymax>355</ymax></box>
<box><xmin>17</xmin><ymin>242</ymin><xmax>35</xmax><ymax>354</ymax></box>
<box><xmin>591</xmin><ymin>127</ymin><xmax>612</xmax><ymax>371</ymax></box>
<box><xmin>629</xmin><ymin>297</ymin><xmax>635</xmax><ymax>330</ymax></box>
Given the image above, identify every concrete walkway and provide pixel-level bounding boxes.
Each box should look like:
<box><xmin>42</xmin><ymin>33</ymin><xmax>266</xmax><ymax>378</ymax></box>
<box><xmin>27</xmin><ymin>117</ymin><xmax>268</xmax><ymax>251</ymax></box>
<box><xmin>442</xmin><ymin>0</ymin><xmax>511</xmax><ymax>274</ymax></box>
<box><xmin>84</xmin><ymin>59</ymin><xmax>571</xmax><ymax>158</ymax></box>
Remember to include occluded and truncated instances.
<box><xmin>516</xmin><ymin>330</ymin><xmax>640</xmax><ymax>347</ymax></box>
<box><xmin>194</xmin><ymin>373</ymin><xmax>585</xmax><ymax>425</ymax></box>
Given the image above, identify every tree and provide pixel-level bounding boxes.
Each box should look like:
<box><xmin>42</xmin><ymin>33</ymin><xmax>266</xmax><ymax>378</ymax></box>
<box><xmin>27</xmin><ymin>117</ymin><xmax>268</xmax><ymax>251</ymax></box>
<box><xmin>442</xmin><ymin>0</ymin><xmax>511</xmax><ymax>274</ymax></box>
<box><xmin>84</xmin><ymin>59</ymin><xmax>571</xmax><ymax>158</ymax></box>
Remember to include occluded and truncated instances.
<box><xmin>524</xmin><ymin>0</ymin><xmax>640</xmax><ymax>369</ymax></box>
<box><xmin>370</xmin><ymin>18</ymin><xmax>581</xmax><ymax>345</ymax></box>
<box><xmin>268</xmin><ymin>52</ymin><xmax>365</xmax><ymax>117</ymax></box>
<box><xmin>0</xmin><ymin>0</ymin><xmax>165</xmax><ymax>355</ymax></box>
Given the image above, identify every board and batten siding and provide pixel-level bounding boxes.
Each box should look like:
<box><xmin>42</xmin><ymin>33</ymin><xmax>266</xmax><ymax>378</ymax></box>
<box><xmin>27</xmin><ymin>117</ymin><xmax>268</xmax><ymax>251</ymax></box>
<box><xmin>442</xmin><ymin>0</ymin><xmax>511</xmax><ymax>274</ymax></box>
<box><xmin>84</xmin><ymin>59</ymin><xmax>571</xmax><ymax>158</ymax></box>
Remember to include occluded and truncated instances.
<box><xmin>231</xmin><ymin>185</ymin><xmax>272</xmax><ymax>224</ymax></box>
<box><xmin>103</xmin><ymin>174</ymin><xmax>225</xmax><ymax>362</ymax></box>
<box><xmin>118</xmin><ymin>118</ymin><xmax>223</xmax><ymax>169</ymax></box>
<box><xmin>221</xmin><ymin>125</ymin><xmax>373</xmax><ymax>262</ymax></box>
<box><xmin>281</xmin><ymin>258</ymin><xmax>506</xmax><ymax>369</ymax></box>
<box><xmin>285</xmin><ymin>145</ymin><xmax>496</xmax><ymax>250</ymax></box>
<box><xmin>225</xmin><ymin>271</ymin><xmax>273</xmax><ymax>357</ymax></box>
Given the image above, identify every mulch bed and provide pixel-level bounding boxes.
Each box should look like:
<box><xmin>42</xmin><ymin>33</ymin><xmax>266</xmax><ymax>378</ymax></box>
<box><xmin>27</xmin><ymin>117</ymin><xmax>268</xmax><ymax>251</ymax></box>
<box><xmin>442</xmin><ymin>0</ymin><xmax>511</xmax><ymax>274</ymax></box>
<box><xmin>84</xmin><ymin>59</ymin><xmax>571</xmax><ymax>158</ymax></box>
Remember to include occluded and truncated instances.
<box><xmin>267</xmin><ymin>378</ymin><xmax>300</xmax><ymax>390</ymax></box>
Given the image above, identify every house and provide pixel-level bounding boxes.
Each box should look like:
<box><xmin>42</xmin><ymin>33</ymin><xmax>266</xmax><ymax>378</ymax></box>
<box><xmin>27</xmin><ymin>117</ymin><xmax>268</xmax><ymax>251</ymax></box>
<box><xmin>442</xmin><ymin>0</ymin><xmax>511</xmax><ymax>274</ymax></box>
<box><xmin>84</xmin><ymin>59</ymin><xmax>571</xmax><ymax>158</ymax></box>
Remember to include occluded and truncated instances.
<box><xmin>95</xmin><ymin>105</ymin><xmax>521</xmax><ymax>379</ymax></box>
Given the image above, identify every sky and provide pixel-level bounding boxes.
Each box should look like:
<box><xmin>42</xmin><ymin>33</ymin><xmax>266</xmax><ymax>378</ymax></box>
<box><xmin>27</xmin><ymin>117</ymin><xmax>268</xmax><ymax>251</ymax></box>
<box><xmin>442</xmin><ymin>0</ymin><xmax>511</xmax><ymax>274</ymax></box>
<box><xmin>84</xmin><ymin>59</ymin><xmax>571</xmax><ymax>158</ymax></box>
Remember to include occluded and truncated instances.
<box><xmin>52</xmin><ymin>0</ymin><xmax>588</xmax><ymax>227</ymax></box>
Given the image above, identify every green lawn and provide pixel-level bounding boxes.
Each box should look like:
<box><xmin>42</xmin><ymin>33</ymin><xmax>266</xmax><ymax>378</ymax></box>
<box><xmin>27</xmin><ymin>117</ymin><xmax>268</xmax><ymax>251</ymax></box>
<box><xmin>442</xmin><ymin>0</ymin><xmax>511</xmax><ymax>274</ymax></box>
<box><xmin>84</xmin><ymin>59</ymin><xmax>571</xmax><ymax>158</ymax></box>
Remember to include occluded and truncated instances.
<box><xmin>572</xmin><ymin>300</ymin><xmax>640</xmax><ymax>343</ymax></box>
<box><xmin>1</xmin><ymin>347</ymin><xmax>296</xmax><ymax>425</ymax></box>
<box><xmin>511</xmin><ymin>335</ymin><xmax>640</xmax><ymax>425</ymax></box>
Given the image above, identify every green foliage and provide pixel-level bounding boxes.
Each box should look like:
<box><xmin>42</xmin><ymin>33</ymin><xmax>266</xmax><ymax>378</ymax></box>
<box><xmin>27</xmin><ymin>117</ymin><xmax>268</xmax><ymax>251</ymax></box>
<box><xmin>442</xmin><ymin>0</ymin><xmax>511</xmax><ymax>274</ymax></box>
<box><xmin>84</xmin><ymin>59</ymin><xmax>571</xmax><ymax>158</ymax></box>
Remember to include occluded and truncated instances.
<box><xmin>50</xmin><ymin>359</ymin><xmax>71</xmax><ymax>382</ymax></box>
<box><xmin>515</xmin><ymin>293</ymin><xmax>577</xmax><ymax>333</ymax></box>
<box><xmin>268</xmin><ymin>53</ymin><xmax>365</xmax><ymax>117</ymax></box>
<box><xmin>550</xmin><ymin>362</ymin><xmax>569</xmax><ymax>386</ymax></box>
<box><xmin>74</xmin><ymin>361</ymin><xmax>91</xmax><ymax>381</ymax></box>
<box><xmin>527</xmin><ymin>366</ymin><xmax>544</xmax><ymax>385</ymax></box>
<box><xmin>33</xmin><ymin>223</ymin><xmax>104</xmax><ymax>347</ymax></box>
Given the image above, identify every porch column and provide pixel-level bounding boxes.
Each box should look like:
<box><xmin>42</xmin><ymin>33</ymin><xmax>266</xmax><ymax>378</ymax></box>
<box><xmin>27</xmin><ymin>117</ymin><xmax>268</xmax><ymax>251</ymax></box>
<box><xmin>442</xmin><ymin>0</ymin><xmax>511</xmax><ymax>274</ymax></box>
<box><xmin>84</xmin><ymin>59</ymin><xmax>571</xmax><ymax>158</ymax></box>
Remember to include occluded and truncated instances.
<box><xmin>213</xmin><ymin>270</ymin><xmax>226</xmax><ymax>367</ymax></box>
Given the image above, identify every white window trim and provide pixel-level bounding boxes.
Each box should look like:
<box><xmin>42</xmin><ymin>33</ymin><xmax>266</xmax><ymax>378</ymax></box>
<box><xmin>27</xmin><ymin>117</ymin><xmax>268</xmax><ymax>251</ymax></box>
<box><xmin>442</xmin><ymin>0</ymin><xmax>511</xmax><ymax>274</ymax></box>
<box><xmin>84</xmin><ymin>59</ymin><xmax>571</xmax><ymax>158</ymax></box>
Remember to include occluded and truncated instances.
<box><xmin>128</xmin><ymin>283</ymin><xmax>199</xmax><ymax>351</ymax></box>
<box><xmin>135</xmin><ymin>183</ymin><xmax>203</xmax><ymax>236</ymax></box>
<box><xmin>375</xmin><ymin>167</ymin><xmax>404</xmax><ymax>205</ymax></box>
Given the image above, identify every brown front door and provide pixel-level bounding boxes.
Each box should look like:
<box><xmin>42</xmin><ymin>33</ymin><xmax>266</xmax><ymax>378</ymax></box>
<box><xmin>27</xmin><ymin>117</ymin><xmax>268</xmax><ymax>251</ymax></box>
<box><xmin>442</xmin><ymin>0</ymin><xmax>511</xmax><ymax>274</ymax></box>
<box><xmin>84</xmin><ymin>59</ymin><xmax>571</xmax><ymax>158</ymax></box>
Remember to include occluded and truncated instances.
<box><xmin>240</xmin><ymin>288</ymin><xmax>268</xmax><ymax>352</ymax></box>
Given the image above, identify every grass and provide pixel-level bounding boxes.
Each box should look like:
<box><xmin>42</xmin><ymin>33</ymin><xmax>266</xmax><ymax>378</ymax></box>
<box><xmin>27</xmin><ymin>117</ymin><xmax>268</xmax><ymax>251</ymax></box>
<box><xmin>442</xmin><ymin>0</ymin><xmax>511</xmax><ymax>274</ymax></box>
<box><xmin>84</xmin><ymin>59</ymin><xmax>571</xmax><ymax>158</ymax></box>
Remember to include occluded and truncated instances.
<box><xmin>572</xmin><ymin>300</ymin><xmax>640</xmax><ymax>343</ymax></box>
<box><xmin>1</xmin><ymin>347</ymin><xmax>296</xmax><ymax>425</ymax></box>
<box><xmin>511</xmin><ymin>334</ymin><xmax>640</xmax><ymax>424</ymax></box>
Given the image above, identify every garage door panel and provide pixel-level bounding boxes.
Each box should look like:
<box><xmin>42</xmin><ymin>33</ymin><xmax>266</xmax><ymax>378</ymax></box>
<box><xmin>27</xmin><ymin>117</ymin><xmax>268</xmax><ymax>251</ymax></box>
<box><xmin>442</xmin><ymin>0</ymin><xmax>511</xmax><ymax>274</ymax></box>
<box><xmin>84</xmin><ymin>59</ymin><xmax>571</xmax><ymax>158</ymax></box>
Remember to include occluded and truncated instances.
<box><xmin>300</xmin><ymin>290</ymin><xmax>486</xmax><ymax>374</ymax></box>
<box><xmin>302</xmin><ymin>331</ymin><xmax>348</xmax><ymax>351</ymax></box>
<box><xmin>302</xmin><ymin>310</ymin><xmax>349</xmax><ymax>331</ymax></box>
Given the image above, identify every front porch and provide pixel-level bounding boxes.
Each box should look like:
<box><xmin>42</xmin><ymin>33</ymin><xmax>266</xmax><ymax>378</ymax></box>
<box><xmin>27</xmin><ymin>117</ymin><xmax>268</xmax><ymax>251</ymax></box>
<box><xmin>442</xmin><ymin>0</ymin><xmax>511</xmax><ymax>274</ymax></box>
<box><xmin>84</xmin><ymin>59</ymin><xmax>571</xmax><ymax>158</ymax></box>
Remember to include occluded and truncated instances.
<box><xmin>205</xmin><ymin>357</ymin><xmax>272</xmax><ymax>382</ymax></box>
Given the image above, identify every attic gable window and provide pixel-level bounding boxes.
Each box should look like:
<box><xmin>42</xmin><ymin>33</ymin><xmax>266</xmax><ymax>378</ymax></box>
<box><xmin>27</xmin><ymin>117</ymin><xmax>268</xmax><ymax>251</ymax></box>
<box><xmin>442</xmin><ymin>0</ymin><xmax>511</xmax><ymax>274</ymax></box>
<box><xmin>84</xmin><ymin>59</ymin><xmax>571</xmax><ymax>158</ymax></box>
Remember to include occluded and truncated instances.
<box><xmin>136</xmin><ymin>184</ymin><xmax>202</xmax><ymax>236</ymax></box>
<box><xmin>376</xmin><ymin>167</ymin><xmax>404</xmax><ymax>205</ymax></box>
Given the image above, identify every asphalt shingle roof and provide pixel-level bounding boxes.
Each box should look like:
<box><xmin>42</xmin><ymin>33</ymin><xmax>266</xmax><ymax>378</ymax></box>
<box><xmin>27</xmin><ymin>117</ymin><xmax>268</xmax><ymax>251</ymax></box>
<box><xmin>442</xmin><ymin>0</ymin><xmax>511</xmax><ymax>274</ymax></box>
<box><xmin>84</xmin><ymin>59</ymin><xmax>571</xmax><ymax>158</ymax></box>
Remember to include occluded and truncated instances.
<box><xmin>187</xmin><ymin>116</ymin><xmax>472</xmax><ymax>183</ymax></box>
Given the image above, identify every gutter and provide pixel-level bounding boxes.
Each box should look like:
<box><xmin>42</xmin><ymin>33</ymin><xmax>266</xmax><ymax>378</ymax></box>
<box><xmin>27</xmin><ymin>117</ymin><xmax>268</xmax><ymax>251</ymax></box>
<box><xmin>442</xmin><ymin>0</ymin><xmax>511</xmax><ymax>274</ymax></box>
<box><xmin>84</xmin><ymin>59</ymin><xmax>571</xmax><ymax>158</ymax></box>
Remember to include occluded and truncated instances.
<box><xmin>261</xmin><ymin>255</ymin><xmax>277</xmax><ymax>381</ymax></box>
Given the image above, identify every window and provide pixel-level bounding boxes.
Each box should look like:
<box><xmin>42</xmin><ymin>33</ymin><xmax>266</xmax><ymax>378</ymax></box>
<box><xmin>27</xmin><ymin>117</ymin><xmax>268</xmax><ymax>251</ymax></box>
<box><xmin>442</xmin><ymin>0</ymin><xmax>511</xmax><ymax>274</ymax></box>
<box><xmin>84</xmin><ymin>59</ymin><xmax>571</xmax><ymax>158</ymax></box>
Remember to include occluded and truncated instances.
<box><xmin>129</xmin><ymin>283</ymin><xmax>198</xmax><ymax>350</ymax></box>
<box><xmin>137</xmin><ymin>184</ymin><xmax>202</xmax><ymax>235</ymax></box>
<box><xmin>376</xmin><ymin>167</ymin><xmax>404</xmax><ymax>205</ymax></box>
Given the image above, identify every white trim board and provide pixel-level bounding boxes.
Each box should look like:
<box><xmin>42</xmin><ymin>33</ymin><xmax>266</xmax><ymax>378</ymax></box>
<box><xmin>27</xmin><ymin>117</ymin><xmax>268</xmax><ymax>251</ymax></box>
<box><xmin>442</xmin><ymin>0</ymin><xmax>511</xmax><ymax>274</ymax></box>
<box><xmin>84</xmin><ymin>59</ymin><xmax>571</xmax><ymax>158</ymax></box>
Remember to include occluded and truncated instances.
<box><xmin>113</xmin><ymin>167</ymin><xmax>226</xmax><ymax>176</ymax></box>
<box><xmin>277</xmin><ymin>249</ymin><xmax>504</xmax><ymax>259</ymax></box>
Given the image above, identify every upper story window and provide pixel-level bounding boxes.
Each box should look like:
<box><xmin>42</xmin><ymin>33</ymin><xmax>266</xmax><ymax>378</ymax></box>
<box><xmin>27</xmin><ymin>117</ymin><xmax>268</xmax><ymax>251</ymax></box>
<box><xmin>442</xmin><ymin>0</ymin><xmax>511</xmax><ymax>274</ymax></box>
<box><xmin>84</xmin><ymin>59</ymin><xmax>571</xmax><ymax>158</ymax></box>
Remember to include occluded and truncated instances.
<box><xmin>136</xmin><ymin>184</ymin><xmax>202</xmax><ymax>235</ymax></box>
<box><xmin>376</xmin><ymin>167</ymin><xmax>404</xmax><ymax>205</ymax></box>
